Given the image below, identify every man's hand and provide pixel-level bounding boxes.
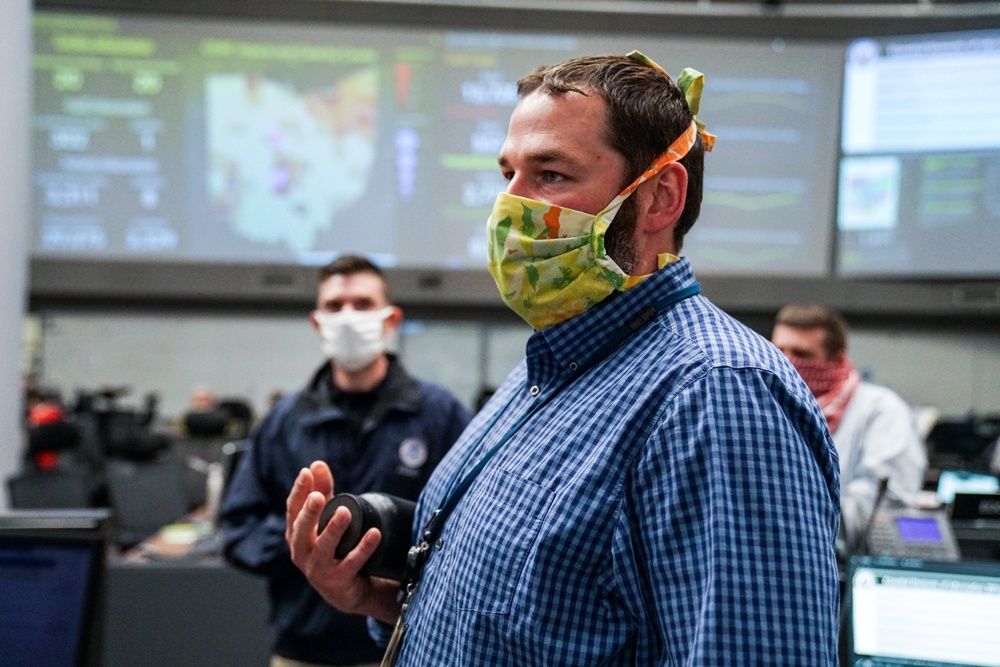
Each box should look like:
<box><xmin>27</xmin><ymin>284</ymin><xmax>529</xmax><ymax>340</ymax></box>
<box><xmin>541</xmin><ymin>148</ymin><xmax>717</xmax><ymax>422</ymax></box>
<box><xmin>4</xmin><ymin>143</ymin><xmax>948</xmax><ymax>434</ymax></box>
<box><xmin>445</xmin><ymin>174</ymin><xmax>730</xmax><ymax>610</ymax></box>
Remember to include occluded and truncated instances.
<box><xmin>286</xmin><ymin>461</ymin><xmax>401</xmax><ymax>624</ymax></box>
<box><xmin>285</xmin><ymin>460</ymin><xmax>334</xmax><ymax>545</ymax></box>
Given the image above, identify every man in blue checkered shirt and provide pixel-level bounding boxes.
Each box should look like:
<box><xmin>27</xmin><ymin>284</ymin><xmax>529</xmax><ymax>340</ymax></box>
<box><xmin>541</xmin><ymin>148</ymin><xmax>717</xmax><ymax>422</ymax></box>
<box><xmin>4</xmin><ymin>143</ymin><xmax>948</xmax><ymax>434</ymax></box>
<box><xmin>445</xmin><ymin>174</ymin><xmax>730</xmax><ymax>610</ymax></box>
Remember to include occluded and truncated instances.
<box><xmin>286</xmin><ymin>51</ymin><xmax>841</xmax><ymax>666</ymax></box>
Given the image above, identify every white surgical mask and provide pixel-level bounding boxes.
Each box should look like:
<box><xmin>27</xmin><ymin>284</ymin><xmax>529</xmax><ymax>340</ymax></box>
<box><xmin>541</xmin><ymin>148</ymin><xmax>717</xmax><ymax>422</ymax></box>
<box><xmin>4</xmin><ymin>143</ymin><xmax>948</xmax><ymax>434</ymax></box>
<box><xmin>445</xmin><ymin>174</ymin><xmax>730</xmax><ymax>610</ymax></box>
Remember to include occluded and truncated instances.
<box><xmin>315</xmin><ymin>307</ymin><xmax>394</xmax><ymax>372</ymax></box>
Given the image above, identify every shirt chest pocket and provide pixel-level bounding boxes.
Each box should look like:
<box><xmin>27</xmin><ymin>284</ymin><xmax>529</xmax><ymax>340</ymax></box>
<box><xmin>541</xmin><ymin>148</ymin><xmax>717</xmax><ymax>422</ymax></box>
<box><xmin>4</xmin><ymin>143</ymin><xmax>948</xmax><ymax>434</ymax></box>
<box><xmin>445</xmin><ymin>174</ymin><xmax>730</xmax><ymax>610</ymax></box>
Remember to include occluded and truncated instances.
<box><xmin>439</xmin><ymin>468</ymin><xmax>552</xmax><ymax>614</ymax></box>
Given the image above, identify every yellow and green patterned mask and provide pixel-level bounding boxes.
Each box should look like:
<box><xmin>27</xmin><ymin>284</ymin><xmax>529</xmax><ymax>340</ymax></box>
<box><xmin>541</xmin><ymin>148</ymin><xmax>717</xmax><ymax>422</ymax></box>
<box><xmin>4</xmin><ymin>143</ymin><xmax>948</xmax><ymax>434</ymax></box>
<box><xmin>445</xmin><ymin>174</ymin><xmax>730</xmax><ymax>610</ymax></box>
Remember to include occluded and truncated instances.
<box><xmin>487</xmin><ymin>117</ymin><xmax>704</xmax><ymax>330</ymax></box>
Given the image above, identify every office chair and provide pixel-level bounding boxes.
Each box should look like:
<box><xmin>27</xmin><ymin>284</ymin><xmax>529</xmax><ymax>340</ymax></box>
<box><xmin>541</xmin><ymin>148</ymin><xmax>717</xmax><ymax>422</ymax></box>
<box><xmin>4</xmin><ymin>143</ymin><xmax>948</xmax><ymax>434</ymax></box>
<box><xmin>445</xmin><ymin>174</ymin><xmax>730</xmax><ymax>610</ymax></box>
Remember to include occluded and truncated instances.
<box><xmin>217</xmin><ymin>399</ymin><xmax>255</xmax><ymax>439</ymax></box>
<box><xmin>183</xmin><ymin>408</ymin><xmax>230</xmax><ymax>439</ymax></box>
<box><xmin>104</xmin><ymin>451</ymin><xmax>189</xmax><ymax>549</ymax></box>
<box><xmin>13</xmin><ymin>418</ymin><xmax>98</xmax><ymax>509</ymax></box>
<box><xmin>176</xmin><ymin>410</ymin><xmax>234</xmax><ymax>510</ymax></box>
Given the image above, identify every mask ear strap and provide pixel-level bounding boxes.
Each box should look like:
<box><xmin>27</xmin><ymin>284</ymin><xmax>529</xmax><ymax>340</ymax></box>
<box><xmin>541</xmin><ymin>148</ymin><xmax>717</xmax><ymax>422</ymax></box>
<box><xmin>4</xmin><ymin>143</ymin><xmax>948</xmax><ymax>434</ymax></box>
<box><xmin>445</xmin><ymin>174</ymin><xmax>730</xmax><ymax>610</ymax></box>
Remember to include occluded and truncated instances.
<box><xmin>601</xmin><ymin>120</ymin><xmax>698</xmax><ymax>217</ymax></box>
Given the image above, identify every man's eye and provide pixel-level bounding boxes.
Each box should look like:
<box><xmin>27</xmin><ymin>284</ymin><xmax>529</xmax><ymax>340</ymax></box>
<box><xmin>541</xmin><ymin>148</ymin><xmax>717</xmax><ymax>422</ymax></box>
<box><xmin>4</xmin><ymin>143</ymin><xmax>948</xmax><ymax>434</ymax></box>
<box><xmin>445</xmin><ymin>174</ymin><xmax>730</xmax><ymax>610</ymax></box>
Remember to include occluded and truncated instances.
<box><xmin>501</xmin><ymin>170</ymin><xmax>514</xmax><ymax>182</ymax></box>
<box><xmin>542</xmin><ymin>171</ymin><xmax>565</xmax><ymax>183</ymax></box>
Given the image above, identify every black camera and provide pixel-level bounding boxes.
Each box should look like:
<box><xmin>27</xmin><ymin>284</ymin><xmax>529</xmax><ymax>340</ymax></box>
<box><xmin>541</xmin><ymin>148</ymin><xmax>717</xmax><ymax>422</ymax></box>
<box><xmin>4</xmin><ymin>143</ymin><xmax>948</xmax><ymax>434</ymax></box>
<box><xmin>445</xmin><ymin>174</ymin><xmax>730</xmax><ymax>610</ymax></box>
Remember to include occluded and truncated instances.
<box><xmin>317</xmin><ymin>492</ymin><xmax>416</xmax><ymax>581</ymax></box>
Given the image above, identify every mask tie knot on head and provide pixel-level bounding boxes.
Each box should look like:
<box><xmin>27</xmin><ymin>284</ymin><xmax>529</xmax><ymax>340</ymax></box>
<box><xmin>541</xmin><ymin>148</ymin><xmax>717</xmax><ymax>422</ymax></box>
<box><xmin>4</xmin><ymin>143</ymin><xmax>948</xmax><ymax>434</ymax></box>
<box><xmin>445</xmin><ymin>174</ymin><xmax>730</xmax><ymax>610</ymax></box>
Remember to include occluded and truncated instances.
<box><xmin>625</xmin><ymin>50</ymin><xmax>716</xmax><ymax>153</ymax></box>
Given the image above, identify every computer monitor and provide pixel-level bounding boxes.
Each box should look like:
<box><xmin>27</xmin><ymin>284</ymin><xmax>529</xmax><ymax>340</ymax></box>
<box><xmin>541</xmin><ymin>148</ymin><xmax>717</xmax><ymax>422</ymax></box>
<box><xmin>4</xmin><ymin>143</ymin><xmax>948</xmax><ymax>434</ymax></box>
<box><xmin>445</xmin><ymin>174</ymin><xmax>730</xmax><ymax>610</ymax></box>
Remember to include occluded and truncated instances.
<box><xmin>846</xmin><ymin>556</ymin><xmax>1000</xmax><ymax>667</ymax></box>
<box><xmin>0</xmin><ymin>510</ymin><xmax>111</xmax><ymax>667</ymax></box>
<box><xmin>937</xmin><ymin>470</ymin><xmax>1000</xmax><ymax>506</ymax></box>
<box><xmin>926</xmin><ymin>419</ymin><xmax>999</xmax><ymax>472</ymax></box>
<box><xmin>837</xmin><ymin>27</ymin><xmax>1000</xmax><ymax>279</ymax></box>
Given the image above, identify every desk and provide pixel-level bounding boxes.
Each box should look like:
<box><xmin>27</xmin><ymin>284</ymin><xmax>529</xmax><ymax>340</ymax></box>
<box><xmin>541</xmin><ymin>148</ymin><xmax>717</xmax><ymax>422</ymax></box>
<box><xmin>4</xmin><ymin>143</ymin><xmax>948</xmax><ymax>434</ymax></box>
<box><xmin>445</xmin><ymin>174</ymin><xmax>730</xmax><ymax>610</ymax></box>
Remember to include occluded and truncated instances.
<box><xmin>100</xmin><ymin>520</ymin><xmax>273</xmax><ymax>667</ymax></box>
<box><xmin>952</xmin><ymin>520</ymin><xmax>1000</xmax><ymax>561</ymax></box>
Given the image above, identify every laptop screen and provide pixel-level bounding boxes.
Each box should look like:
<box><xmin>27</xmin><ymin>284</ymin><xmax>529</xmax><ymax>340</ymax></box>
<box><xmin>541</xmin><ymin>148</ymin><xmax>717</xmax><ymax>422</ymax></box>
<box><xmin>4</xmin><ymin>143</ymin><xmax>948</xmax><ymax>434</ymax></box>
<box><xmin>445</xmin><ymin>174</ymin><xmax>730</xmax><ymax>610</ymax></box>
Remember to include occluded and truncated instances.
<box><xmin>0</xmin><ymin>512</ymin><xmax>108</xmax><ymax>667</ymax></box>
<box><xmin>847</xmin><ymin>556</ymin><xmax>1000</xmax><ymax>667</ymax></box>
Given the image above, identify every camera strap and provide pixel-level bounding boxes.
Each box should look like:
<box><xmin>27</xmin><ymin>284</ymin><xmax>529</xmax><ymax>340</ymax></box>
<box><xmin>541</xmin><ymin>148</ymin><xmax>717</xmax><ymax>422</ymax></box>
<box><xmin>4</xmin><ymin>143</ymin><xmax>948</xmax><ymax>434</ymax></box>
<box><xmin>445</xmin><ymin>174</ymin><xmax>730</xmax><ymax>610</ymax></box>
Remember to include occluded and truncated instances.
<box><xmin>380</xmin><ymin>281</ymin><xmax>701</xmax><ymax>667</ymax></box>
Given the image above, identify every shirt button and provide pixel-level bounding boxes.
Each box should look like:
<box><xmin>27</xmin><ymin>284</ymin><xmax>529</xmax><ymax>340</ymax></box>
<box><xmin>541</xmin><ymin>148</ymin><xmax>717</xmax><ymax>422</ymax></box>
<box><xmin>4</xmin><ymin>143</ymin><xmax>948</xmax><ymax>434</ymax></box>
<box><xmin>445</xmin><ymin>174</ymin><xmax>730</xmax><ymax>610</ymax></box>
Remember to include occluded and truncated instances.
<box><xmin>569</xmin><ymin>362</ymin><xmax>578</xmax><ymax>371</ymax></box>
<box><xmin>529</xmin><ymin>385</ymin><xmax>540</xmax><ymax>396</ymax></box>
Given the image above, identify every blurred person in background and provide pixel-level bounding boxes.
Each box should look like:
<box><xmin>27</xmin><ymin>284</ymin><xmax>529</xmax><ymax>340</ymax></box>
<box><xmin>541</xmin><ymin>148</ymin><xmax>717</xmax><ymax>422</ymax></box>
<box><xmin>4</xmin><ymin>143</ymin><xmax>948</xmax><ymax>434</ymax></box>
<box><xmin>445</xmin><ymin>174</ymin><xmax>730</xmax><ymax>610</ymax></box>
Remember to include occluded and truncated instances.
<box><xmin>772</xmin><ymin>302</ymin><xmax>927</xmax><ymax>551</ymax></box>
<box><xmin>220</xmin><ymin>255</ymin><xmax>471</xmax><ymax>667</ymax></box>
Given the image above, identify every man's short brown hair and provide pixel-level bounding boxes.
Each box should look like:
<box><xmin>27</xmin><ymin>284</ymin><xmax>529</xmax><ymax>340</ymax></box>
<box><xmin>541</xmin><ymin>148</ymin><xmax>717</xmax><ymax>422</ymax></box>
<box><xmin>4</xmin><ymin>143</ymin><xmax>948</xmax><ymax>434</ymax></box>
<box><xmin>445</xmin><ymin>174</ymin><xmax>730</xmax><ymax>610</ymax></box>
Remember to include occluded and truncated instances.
<box><xmin>316</xmin><ymin>255</ymin><xmax>391</xmax><ymax>301</ymax></box>
<box><xmin>774</xmin><ymin>303</ymin><xmax>849</xmax><ymax>358</ymax></box>
<box><xmin>516</xmin><ymin>54</ymin><xmax>704</xmax><ymax>250</ymax></box>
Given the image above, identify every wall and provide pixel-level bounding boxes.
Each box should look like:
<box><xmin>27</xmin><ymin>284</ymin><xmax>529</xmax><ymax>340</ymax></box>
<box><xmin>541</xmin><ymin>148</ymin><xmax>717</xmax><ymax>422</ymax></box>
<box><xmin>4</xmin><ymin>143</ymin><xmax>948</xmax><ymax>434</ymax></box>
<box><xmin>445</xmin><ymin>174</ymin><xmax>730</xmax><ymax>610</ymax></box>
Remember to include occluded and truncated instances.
<box><xmin>0</xmin><ymin>0</ymin><xmax>31</xmax><ymax>508</ymax></box>
<box><xmin>36</xmin><ymin>310</ymin><xmax>533</xmax><ymax>420</ymax></box>
<box><xmin>849</xmin><ymin>328</ymin><xmax>1000</xmax><ymax>416</ymax></box>
<box><xmin>36</xmin><ymin>310</ymin><xmax>1000</xmax><ymax>424</ymax></box>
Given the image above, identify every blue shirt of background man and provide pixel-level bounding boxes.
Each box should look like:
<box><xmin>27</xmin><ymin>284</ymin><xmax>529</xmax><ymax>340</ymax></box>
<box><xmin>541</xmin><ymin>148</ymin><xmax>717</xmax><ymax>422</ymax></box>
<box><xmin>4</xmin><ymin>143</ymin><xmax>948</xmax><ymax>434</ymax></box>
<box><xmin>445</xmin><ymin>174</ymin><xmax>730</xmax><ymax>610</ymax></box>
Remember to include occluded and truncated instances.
<box><xmin>387</xmin><ymin>258</ymin><xmax>841</xmax><ymax>666</ymax></box>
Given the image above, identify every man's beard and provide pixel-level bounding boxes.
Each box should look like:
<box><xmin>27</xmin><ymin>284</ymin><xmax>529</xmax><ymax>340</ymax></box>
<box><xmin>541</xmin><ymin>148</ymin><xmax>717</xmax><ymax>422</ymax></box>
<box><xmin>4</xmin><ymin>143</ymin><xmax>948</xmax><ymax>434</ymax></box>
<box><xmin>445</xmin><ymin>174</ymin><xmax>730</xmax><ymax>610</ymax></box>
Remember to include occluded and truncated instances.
<box><xmin>603</xmin><ymin>193</ymin><xmax>640</xmax><ymax>274</ymax></box>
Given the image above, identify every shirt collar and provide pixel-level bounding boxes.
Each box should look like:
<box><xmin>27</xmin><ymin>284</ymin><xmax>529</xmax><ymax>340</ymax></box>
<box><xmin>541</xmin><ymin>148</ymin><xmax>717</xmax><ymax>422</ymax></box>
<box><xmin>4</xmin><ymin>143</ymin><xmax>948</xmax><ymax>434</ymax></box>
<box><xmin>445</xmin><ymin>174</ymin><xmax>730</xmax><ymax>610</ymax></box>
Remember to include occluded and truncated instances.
<box><xmin>298</xmin><ymin>353</ymin><xmax>423</xmax><ymax>422</ymax></box>
<box><xmin>525</xmin><ymin>258</ymin><xmax>698</xmax><ymax>387</ymax></box>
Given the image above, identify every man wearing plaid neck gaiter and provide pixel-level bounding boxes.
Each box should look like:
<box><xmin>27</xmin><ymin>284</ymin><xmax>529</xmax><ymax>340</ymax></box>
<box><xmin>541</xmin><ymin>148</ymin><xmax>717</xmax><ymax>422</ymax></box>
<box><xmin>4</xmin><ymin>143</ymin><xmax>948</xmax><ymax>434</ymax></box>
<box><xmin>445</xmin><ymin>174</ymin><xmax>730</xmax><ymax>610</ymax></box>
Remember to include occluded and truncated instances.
<box><xmin>772</xmin><ymin>302</ymin><xmax>927</xmax><ymax>552</ymax></box>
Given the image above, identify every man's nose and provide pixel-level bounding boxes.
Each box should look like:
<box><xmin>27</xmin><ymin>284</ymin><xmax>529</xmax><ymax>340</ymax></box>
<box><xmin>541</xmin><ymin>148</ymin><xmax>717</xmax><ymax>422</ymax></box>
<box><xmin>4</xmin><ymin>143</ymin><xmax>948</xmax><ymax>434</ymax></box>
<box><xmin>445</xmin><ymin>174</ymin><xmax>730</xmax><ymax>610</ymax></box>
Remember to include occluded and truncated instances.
<box><xmin>505</xmin><ymin>174</ymin><xmax>532</xmax><ymax>200</ymax></box>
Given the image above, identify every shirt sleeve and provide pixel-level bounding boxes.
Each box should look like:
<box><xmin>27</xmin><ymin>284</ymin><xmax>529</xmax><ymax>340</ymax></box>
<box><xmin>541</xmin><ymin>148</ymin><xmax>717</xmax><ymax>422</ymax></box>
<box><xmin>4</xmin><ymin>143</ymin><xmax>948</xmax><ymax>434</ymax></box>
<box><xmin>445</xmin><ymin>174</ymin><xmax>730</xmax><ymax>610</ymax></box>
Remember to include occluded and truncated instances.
<box><xmin>618</xmin><ymin>365</ymin><xmax>841</xmax><ymax>666</ymax></box>
<box><xmin>218</xmin><ymin>413</ymin><xmax>298</xmax><ymax>580</ymax></box>
<box><xmin>839</xmin><ymin>386</ymin><xmax>927</xmax><ymax>544</ymax></box>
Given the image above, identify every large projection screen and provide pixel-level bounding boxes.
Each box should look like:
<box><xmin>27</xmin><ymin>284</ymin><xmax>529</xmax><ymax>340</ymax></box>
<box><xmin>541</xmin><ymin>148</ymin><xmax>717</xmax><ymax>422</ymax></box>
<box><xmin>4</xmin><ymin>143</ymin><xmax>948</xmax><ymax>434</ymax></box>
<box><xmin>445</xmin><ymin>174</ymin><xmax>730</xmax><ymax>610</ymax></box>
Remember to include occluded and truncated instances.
<box><xmin>29</xmin><ymin>11</ymin><xmax>842</xmax><ymax>283</ymax></box>
<box><xmin>27</xmin><ymin>2</ymin><xmax>1000</xmax><ymax>316</ymax></box>
<box><xmin>837</xmin><ymin>27</ymin><xmax>1000</xmax><ymax>278</ymax></box>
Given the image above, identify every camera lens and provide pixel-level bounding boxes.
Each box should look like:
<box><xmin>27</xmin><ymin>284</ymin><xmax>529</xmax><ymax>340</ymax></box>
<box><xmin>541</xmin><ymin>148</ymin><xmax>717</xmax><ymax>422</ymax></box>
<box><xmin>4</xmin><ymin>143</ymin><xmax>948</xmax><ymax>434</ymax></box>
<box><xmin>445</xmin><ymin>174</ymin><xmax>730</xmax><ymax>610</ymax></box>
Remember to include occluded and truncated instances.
<box><xmin>317</xmin><ymin>492</ymin><xmax>416</xmax><ymax>581</ymax></box>
<box><xmin>318</xmin><ymin>494</ymin><xmax>371</xmax><ymax>558</ymax></box>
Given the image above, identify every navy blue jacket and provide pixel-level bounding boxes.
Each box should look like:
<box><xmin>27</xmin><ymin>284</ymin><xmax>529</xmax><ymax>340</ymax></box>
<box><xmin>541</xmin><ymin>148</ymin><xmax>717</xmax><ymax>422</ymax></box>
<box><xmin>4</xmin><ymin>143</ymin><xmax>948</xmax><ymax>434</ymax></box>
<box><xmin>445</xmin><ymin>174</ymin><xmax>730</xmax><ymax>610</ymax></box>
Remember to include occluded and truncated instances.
<box><xmin>219</xmin><ymin>357</ymin><xmax>471</xmax><ymax>665</ymax></box>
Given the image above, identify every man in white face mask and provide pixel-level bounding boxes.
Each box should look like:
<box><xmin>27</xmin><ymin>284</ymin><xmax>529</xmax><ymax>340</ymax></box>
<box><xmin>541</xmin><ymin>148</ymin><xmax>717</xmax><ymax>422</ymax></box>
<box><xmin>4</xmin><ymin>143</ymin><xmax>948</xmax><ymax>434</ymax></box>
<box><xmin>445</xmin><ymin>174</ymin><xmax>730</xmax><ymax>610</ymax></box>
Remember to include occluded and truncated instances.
<box><xmin>219</xmin><ymin>255</ymin><xmax>471</xmax><ymax>667</ymax></box>
<box><xmin>311</xmin><ymin>262</ymin><xmax>401</xmax><ymax>387</ymax></box>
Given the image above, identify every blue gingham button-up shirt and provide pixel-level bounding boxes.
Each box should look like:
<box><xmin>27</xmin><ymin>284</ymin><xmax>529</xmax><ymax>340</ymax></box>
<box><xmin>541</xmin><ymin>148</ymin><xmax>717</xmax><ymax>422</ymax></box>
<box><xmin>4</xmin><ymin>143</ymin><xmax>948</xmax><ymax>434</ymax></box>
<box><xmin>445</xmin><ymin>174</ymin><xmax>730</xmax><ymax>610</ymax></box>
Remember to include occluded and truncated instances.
<box><xmin>390</xmin><ymin>258</ymin><xmax>841</xmax><ymax>666</ymax></box>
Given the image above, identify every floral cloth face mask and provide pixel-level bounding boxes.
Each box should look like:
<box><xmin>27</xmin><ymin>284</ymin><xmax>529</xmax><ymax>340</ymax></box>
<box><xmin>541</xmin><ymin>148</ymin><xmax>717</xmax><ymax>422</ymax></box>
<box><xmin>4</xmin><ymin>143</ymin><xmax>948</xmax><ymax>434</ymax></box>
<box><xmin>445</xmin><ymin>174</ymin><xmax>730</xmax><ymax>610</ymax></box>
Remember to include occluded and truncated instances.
<box><xmin>486</xmin><ymin>53</ymin><xmax>715</xmax><ymax>330</ymax></box>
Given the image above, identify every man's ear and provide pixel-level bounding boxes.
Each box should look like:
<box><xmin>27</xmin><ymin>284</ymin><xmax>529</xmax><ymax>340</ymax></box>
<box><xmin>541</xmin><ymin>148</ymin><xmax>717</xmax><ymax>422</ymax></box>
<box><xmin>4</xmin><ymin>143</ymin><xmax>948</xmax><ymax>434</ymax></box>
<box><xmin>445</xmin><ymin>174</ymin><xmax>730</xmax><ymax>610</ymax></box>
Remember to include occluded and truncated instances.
<box><xmin>309</xmin><ymin>310</ymin><xmax>321</xmax><ymax>332</ymax></box>
<box><xmin>640</xmin><ymin>162</ymin><xmax>687</xmax><ymax>235</ymax></box>
<box><xmin>385</xmin><ymin>306</ymin><xmax>404</xmax><ymax>333</ymax></box>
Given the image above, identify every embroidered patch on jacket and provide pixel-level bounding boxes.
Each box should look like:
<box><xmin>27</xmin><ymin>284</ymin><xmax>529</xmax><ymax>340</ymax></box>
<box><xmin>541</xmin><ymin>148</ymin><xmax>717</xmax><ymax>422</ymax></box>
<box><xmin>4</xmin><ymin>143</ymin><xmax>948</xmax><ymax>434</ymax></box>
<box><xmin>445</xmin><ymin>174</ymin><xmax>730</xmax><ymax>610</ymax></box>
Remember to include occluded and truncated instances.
<box><xmin>398</xmin><ymin>437</ymin><xmax>428</xmax><ymax>469</ymax></box>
